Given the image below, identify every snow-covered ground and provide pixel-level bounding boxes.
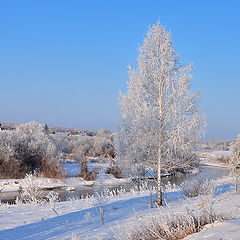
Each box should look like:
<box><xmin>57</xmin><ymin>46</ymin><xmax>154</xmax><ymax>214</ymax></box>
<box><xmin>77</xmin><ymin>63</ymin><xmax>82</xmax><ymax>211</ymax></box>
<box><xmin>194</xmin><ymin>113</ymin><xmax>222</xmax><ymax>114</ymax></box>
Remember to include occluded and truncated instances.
<box><xmin>0</xmin><ymin>176</ymin><xmax>239</xmax><ymax>240</ymax></box>
<box><xmin>185</xmin><ymin>219</ymin><xmax>240</xmax><ymax>240</ymax></box>
<box><xmin>0</xmin><ymin>178</ymin><xmax>66</xmax><ymax>193</ymax></box>
<box><xmin>0</xmin><ymin>184</ymin><xmax>171</xmax><ymax>239</ymax></box>
<box><xmin>0</xmin><ymin>159</ymin><xmax>239</xmax><ymax>239</ymax></box>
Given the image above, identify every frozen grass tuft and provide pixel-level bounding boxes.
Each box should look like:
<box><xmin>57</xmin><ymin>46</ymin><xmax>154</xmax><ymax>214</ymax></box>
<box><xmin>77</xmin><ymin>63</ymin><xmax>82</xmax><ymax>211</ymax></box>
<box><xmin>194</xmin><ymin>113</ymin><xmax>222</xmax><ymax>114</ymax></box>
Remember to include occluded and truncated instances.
<box><xmin>66</xmin><ymin>181</ymin><xmax>157</xmax><ymax>211</ymax></box>
<box><xmin>164</xmin><ymin>181</ymin><xmax>181</xmax><ymax>192</ymax></box>
<box><xmin>110</xmin><ymin>202</ymin><xmax>229</xmax><ymax>240</ymax></box>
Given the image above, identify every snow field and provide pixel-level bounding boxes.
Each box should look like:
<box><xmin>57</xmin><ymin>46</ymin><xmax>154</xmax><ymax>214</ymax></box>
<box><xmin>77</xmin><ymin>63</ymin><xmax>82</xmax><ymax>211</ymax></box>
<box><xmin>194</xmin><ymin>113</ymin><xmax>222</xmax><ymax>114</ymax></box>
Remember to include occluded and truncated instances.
<box><xmin>0</xmin><ymin>177</ymin><xmax>239</xmax><ymax>239</ymax></box>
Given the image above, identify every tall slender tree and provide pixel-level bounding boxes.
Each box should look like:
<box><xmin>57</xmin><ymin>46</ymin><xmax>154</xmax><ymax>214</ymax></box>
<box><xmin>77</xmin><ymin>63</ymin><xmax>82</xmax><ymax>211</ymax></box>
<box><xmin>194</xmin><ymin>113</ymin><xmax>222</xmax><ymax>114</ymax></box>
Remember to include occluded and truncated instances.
<box><xmin>117</xmin><ymin>22</ymin><xmax>205</xmax><ymax>206</ymax></box>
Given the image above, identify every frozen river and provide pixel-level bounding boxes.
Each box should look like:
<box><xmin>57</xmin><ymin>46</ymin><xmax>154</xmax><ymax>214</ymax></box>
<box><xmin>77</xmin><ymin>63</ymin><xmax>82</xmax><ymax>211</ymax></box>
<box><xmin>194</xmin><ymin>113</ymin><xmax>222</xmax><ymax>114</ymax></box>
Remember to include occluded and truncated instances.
<box><xmin>0</xmin><ymin>164</ymin><xmax>230</xmax><ymax>203</ymax></box>
<box><xmin>57</xmin><ymin>165</ymin><xmax>230</xmax><ymax>201</ymax></box>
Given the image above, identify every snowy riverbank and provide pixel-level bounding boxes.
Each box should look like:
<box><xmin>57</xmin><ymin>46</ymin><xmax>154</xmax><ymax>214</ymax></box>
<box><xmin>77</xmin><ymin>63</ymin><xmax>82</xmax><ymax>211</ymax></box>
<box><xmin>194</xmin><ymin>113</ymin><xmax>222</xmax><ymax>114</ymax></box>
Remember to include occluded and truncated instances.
<box><xmin>0</xmin><ymin>178</ymin><xmax>66</xmax><ymax>193</ymax></box>
<box><xmin>0</xmin><ymin>175</ymin><xmax>239</xmax><ymax>239</ymax></box>
<box><xmin>0</xmin><ymin>160</ymin><xmax>130</xmax><ymax>194</ymax></box>
<box><xmin>199</xmin><ymin>150</ymin><xmax>234</xmax><ymax>168</ymax></box>
<box><xmin>199</xmin><ymin>160</ymin><xmax>229</xmax><ymax>168</ymax></box>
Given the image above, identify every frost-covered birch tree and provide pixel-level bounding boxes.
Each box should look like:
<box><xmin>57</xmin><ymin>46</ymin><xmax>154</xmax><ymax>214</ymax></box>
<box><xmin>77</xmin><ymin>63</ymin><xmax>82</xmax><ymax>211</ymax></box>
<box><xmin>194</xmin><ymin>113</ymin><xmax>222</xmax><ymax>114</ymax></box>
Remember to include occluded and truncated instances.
<box><xmin>117</xmin><ymin>22</ymin><xmax>205</xmax><ymax>206</ymax></box>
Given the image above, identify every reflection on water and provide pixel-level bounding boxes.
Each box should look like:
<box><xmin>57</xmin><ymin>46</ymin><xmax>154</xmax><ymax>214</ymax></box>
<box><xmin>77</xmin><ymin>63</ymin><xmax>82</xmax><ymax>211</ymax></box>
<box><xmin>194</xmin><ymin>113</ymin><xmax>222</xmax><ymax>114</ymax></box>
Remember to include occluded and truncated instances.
<box><xmin>162</xmin><ymin>165</ymin><xmax>230</xmax><ymax>186</ymax></box>
<box><xmin>198</xmin><ymin>165</ymin><xmax>229</xmax><ymax>179</ymax></box>
<box><xmin>0</xmin><ymin>166</ymin><xmax>230</xmax><ymax>203</ymax></box>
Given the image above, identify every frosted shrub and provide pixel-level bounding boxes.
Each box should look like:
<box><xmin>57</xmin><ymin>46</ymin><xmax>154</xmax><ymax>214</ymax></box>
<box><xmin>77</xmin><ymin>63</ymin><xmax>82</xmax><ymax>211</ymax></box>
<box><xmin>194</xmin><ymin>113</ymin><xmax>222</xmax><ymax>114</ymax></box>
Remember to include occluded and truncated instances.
<box><xmin>0</xmin><ymin>121</ymin><xmax>64</xmax><ymax>178</ymax></box>
<box><xmin>182</xmin><ymin>177</ymin><xmax>215</xmax><ymax>198</ymax></box>
<box><xmin>229</xmin><ymin>156</ymin><xmax>240</xmax><ymax>193</ymax></box>
<box><xmin>78</xmin><ymin>155</ymin><xmax>88</xmax><ymax>178</ymax></box>
<box><xmin>229</xmin><ymin>135</ymin><xmax>240</xmax><ymax>192</ymax></box>
<box><xmin>164</xmin><ymin>181</ymin><xmax>180</xmax><ymax>192</ymax></box>
<box><xmin>46</xmin><ymin>191</ymin><xmax>59</xmax><ymax>215</ymax></box>
<box><xmin>94</xmin><ymin>168</ymin><xmax>108</xmax><ymax>224</ymax></box>
<box><xmin>19</xmin><ymin>173</ymin><xmax>43</xmax><ymax>204</ymax></box>
<box><xmin>46</xmin><ymin>191</ymin><xmax>59</xmax><ymax>204</ymax></box>
<box><xmin>0</xmin><ymin>201</ymin><xmax>9</xmax><ymax>212</ymax></box>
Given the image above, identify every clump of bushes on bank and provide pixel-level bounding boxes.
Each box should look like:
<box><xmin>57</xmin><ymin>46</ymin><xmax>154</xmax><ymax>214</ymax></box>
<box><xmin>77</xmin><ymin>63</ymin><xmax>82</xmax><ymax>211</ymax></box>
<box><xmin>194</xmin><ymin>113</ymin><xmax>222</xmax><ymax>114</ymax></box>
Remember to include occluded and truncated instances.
<box><xmin>0</xmin><ymin>122</ymin><xmax>64</xmax><ymax>178</ymax></box>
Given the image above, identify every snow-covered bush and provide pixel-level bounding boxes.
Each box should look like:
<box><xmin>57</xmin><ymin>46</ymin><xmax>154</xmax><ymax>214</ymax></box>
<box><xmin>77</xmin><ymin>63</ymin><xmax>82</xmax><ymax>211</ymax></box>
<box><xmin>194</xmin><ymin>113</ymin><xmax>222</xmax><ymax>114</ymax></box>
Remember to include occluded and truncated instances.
<box><xmin>229</xmin><ymin>135</ymin><xmax>240</xmax><ymax>192</ymax></box>
<box><xmin>182</xmin><ymin>177</ymin><xmax>215</xmax><ymax>198</ymax></box>
<box><xmin>18</xmin><ymin>174</ymin><xmax>60</xmax><ymax>206</ymax></box>
<box><xmin>94</xmin><ymin>168</ymin><xmax>108</xmax><ymax>224</ymax></box>
<box><xmin>46</xmin><ymin>191</ymin><xmax>59</xmax><ymax>214</ymax></box>
<box><xmin>19</xmin><ymin>173</ymin><xmax>44</xmax><ymax>204</ymax></box>
<box><xmin>78</xmin><ymin>155</ymin><xmax>88</xmax><ymax>178</ymax></box>
<box><xmin>0</xmin><ymin>121</ymin><xmax>64</xmax><ymax>178</ymax></box>
<box><xmin>229</xmin><ymin>157</ymin><xmax>240</xmax><ymax>193</ymax></box>
<box><xmin>230</xmin><ymin>134</ymin><xmax>240</xmax><ymax>155</ymax></box>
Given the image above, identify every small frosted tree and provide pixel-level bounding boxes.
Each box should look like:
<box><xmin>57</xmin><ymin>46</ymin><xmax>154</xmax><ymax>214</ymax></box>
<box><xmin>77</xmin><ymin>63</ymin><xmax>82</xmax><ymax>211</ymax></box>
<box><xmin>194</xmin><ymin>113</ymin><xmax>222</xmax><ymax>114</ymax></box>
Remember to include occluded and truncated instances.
<box><xmin>117</xmin><ymin>22</ymin><xmax>205</xmax><ymax>206</ymax></box>
<box><xmin>230</xmin><ymin>135</ymin><xmax>240</xmax><ymax>192</ymax></box>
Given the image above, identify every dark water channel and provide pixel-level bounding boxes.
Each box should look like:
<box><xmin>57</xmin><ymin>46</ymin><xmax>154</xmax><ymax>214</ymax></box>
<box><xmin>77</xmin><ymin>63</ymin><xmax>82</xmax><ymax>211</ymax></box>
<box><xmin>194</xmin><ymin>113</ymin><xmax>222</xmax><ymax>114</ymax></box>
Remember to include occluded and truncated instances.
<box><xmin>0</xmin><ymin>165</ymin><xmax>230</xmax><ymax>203</ymax></box>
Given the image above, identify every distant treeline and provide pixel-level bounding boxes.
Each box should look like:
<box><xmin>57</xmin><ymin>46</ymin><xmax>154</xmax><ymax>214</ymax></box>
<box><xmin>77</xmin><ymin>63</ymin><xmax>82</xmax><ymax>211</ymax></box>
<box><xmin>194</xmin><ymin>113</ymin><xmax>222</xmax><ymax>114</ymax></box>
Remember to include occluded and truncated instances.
<box><xmin>0</xmin><ymin>121</ymin><xmax>115</xmax><ymax>178</ymax></box>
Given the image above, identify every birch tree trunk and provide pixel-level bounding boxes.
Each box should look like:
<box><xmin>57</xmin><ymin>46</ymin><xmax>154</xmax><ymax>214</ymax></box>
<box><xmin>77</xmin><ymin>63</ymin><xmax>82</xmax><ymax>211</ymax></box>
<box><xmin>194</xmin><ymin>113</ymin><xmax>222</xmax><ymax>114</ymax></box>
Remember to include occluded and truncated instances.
<box><xmin>157</xmin><ymin>144</ymin><xmax>162</xmax><ymax>206</ymax></box>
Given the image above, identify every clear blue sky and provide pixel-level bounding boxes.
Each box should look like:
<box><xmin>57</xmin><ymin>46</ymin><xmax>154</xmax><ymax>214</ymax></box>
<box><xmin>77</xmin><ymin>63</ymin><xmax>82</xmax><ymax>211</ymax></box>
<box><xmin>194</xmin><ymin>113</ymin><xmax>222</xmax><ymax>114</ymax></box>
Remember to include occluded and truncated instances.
<box><xmin>0</xmin><ymin>0</ymin><xmax>239</xmax><ymax>139</ymax></box>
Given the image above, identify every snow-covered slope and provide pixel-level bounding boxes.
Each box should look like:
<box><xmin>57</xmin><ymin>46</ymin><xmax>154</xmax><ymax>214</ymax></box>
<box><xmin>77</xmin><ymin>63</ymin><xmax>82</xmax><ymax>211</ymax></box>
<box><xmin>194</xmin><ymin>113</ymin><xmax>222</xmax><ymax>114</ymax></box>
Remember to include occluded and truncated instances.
<box><xmin>185</xmin><ymin>219</ymin><xmax>240</xmax><ymax>240</ymax></box>
<box><xmin>0</xmin><ymin>178</ymin><xmax>239</xmax><ymax>240</ymax></box>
